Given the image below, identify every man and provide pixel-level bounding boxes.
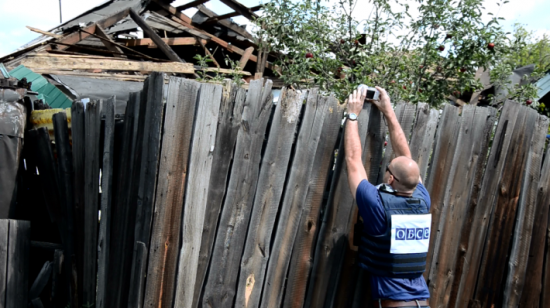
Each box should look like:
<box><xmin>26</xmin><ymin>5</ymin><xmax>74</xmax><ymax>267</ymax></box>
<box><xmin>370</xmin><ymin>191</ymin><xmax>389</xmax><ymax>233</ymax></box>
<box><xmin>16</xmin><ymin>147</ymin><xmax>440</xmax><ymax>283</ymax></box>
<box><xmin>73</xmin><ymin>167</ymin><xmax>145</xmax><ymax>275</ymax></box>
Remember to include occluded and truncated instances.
<box><xmin>345</xmin><ymin>86</ymin><xmax>431</xmax><ymax>308</ymax></box>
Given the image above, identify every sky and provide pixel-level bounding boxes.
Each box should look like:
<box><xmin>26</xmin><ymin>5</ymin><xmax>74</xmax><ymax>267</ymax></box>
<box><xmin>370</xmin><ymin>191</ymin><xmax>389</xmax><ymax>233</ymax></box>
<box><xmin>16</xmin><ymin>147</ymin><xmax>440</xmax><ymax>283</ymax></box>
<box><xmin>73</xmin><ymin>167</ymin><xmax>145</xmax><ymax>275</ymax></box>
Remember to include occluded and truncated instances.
<box><xmin>0</xmin><ymin>0</ymin><xmax>549</xmax><ymax>58</ymax></box>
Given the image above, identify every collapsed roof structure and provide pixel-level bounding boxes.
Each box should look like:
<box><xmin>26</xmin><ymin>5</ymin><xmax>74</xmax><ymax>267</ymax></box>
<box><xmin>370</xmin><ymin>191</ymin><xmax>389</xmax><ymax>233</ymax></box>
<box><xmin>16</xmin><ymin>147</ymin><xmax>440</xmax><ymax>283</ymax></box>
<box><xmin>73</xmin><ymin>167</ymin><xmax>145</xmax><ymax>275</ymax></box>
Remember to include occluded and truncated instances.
<box><xmin>0</xmin><ymin>0</ymin><xmax>279</xmax><ymax>108</ymax></box>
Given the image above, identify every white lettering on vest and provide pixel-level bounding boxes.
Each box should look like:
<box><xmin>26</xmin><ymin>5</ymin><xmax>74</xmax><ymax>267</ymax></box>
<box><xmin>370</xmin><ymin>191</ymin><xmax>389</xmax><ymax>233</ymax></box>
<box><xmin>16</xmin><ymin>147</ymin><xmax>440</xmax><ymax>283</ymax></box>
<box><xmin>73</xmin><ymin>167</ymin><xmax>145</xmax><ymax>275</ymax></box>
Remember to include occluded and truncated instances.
<box><xmin>390</xmin><ymin>214</ymin><xmax>431</xmax><ymax>254</ymax></box>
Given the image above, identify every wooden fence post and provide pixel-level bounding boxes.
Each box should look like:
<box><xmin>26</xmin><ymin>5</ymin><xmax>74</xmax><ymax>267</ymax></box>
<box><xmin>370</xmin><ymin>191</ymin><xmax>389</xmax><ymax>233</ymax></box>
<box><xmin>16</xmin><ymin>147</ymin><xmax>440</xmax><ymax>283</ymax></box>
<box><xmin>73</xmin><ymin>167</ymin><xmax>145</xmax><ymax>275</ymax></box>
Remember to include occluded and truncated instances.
<box><xmin>1</xmin><ymin>219</ymin><xmax>31</xmax><ymax>308</ymax></box>
<box><xmin>144</xmin><ymin>77</ymin><xmax>200</xmax><ymax>308</ymax></box>
<box><xmin>200</xmin><ymin>79</ymin><xmax>274</xmax><ymax>308</ymax></box>
<box><xmin>174</xmin><ymin>82</ymin><xmax>225</xmax><ymax>308</ymax></box>
<box><xmin>537</xmin><ymin>145</ymin><xmax>550</xmax><ymax>308</ymax></box>
<box><xmin>409</xmin><ymin>103</ymin><xmax>439</xmax><ymax>179</ymax></box>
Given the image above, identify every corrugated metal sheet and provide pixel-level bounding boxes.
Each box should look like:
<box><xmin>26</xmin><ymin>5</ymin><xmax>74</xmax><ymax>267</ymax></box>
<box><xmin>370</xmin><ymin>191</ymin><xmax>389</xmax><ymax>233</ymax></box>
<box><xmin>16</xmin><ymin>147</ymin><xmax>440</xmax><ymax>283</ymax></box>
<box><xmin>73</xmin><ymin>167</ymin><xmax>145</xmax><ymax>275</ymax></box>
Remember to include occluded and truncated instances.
<box><xmin>9</xmin><ymin>65</ymin><xmax>73</xmax><ymax>108</ymax></box>
<box><xmin>536</xmin><ymin>73</ymin><xmax>550</xmax><ymax>101</ymax></box>
<box><xmin>0</xmin><ymin>64</ymin><xmax>10</xmax><ymax>78</ymax></box>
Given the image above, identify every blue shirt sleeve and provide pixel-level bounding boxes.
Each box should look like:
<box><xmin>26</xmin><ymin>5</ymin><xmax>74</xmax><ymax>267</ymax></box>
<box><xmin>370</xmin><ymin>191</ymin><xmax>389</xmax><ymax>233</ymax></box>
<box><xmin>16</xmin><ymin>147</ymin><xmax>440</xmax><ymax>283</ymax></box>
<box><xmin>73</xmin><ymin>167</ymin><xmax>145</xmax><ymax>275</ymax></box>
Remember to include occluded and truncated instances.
<box><xmin>355</xmin><ymin>179</ymin><xmax>387</xmax><ymax>236</ymax></box>
<box><xmin>356</xmin><ymin>180</ymin><xmax>431</xmax><ymax>236</ymax></box>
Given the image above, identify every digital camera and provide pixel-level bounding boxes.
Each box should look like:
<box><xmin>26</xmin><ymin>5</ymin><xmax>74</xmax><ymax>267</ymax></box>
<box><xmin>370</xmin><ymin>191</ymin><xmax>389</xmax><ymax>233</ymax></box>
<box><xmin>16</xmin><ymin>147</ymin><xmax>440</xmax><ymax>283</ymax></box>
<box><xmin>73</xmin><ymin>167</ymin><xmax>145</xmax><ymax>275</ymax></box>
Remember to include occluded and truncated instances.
<box><xmin>358</xmin><ymin>84</ymin><xmax>380</xmax><ymax>101</ymax></box>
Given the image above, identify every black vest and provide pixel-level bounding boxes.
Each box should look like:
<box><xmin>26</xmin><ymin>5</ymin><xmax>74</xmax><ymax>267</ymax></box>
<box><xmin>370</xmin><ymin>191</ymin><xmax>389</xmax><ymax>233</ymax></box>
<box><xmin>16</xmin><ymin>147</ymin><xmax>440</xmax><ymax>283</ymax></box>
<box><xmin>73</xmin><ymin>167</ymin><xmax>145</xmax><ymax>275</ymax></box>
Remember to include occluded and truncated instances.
<box><xmin>358</xmin><ymin>185</ymin><xmax>430</xmax><ymax>278</ymax></box>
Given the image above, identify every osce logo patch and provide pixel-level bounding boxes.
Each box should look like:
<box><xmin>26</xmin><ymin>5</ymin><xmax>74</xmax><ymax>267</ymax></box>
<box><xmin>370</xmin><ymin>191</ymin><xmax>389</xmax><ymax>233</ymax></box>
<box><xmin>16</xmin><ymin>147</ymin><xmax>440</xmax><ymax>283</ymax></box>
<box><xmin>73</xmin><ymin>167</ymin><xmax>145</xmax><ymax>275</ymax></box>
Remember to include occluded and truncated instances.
<box><xmin>390</xmin><ymin>214</ymin><xmax>431</xmax><ymax>254</ymax></box>
<box><xmin>395</xmin><ymin>227</ymin><xmax>430</xmax><ymax>240</ymax></box>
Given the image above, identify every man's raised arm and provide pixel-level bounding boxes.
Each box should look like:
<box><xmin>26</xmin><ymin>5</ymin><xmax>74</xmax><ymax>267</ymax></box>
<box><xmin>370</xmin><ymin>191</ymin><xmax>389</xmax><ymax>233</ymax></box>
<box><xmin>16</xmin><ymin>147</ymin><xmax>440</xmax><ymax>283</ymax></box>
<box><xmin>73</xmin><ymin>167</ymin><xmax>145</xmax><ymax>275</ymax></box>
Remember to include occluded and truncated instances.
<box><xmin>344</xmin><ymin>88</ymin><xmax>368</xmax><ymax>197</ymax></box>
<box><xmin>372</xmin><ymin>87</ymin><xmax>411</xmax><ymax>158</ymax></box>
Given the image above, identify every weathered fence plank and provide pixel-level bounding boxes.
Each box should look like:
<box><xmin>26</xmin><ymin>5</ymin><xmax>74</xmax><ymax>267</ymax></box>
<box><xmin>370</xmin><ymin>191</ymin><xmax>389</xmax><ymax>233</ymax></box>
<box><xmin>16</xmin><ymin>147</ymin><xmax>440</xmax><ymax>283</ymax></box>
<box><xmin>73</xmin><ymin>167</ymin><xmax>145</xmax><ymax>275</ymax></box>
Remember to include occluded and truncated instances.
<box><xmin>97</xmin><ymin>97</ymin><xmax>116</xmax><ymax>308</ymax></box>
<box><xmin>128</xmin><ymin>241</ymin><xmax>147</xmax><ymax>308</ymax></box>
<box><xmin>173</xmin><ymin>82</ymin><xmax>224</xmax><ymax>308</ymax></box>
<box><xmin>53</xmin><ymin>111</ymin><xmax>77</xmax><ymax>307</ymax></box>
<box><xmin>83</xmin><ymin>100</ymin><xmax>101</xmax><ymax>307</ymax></box>
<box><xmin>538</xmin><ymin>146</ymin><xmax>550</xmax><ymax>308</ymax></box>
<box><xmin>409</xmin><ymin>103</ymin><xmax>439</xmax><ymax>178</ymax></box>
<box><xmin>261</xmin><ymin>89</ymin><xmax>335</xmax><ymax>308</ymax></box>
<box><xmin>0</xmin><ymin>220</ymin><xmax>7</xmax><ymax>308</ymax></box>
<box><xmin>423</xmin><ymin>104</ymin><xmax>461</xmax><ymax>280</ymax></box>
<box><xmin>107</xmin><ymin>92</ymin><xmax>140</xmax><ymax>308</ymax></box>
<box><xmin>201</xmin><ymin>79</ymin><xmax>273</xmax><ymax>308</ymax></box>
<box><xmin>144</xmin><ymin>77</ymin><xmax>200</xmax><ymax>308</ymax></box>
<box><xmin>5</xmin><ymin>220</ymin><xmax>31</xmax><ymax>308</ymax></box>
<box><xmin>451</xmin><ymin>101</ymin><xmax>523</xmax><ymax>308</ymax></box>
<box><xmin>283</xmin><ymin>95</ymin><xmax>344</xmax><ymax>308</ymax></box>
<box><xmin>234</xmin><ymin>88</ymin><xmax>303</xmax><ymax>308</ymax></box>
<box><xmin>427</xmin><ymin>106</ymin><xmax>496</xmax><ymax>308</ymax></box>
<box><xmin>471</xmin><ymin>106</ymin><xmax>537</xmax><ymax>308</ymax></box>
<box><xmin>193</xmin><ymin>82</ymin><xmax>246</xmax><ymax>308</ymax></box>
<box><xmin>70</xmin><ymin>101</ymin><xmax>85</xmax><ymax>305</ymax></box>
<box><xmin>503</xmin><ymin>114</ymin><xmax>549</xmax><ymax>306</ymax></box>
<box><xmin>304</xmin><ymin>105</ymin><xmax>371</xmax><ymax>308</ymax></box>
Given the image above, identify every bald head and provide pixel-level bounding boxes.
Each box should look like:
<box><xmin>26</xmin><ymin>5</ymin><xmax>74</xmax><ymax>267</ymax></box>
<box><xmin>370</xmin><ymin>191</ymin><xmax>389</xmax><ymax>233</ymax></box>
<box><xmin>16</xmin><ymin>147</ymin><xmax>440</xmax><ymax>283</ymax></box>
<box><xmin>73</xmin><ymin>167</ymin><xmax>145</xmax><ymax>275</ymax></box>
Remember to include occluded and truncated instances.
<box><xmin>387</xmin><ymin>156</ymin><xmax>420</xmax><ymax>192</ymax></box>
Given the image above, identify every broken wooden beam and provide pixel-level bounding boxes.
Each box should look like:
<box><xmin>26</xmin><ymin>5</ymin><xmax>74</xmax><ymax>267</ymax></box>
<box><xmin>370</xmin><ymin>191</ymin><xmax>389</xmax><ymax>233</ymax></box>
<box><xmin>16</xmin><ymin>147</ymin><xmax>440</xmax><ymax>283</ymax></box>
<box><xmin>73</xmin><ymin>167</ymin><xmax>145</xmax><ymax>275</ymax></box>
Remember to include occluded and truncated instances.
<box><xmin>22</xmin><ymin>55</ymin><xmax>194</xmax><ymax>74</ymax></box>
<box><xmin>129</xmin><ymin>9</ymin><xmax>185</xmax><ymax>63</ymax></box>
<box><xmin>121</xmin><ymin>37</ymin><xmax>207</xmax><ymax>48</ymax></box>
<box><xmin>195</xmin><ymin>4</ymin><xmax>254</xmax><ymax>40</ymax></box>
<box><xmin>26</xmin><ymin>26</ymin><xmax>61</xmax><ymax>38</ymax></box>
<box><xmin>239</xmin><ymin>47</ymin><xmax>254</xmax><ymax>69</ymax></box>
<box><xmin>218</xmin><ymin>0</ymin><xmax>259</xmax><ymax>21</ymax></box>
<box><xmin>175</xmin><ymin>0</ymin><xmax>210</xmax><ymax>11</ymax></box>
<box><xmin>203</xmin><ymin>5</ymin><xmax>262</xmax><ymax>24</ymax></box>
<box><xmin>94</xmin><ymin>25</ymin><xmax>126</xmax><ymax>58</ymax></box>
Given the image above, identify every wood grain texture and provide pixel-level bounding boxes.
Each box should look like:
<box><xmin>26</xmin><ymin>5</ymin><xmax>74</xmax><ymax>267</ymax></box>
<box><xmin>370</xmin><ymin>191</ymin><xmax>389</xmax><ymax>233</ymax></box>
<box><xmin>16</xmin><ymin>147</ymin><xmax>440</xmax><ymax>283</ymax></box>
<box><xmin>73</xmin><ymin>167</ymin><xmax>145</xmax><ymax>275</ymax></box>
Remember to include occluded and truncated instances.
<box><xmin>201</xmin><ymin>79</ymin><xmax>274</xmax><ymax>308</ymax></box>
<box><xmin>283</xmin><ymin>95</ymin><xmax>344</xmax><ymax>308</ymax></box>
<box><xmin>503</xmin><ymin>114</ymin><xmax>549</xmax><ymax>306</ymax></box>
<box><xmin>107</xmin><ymin>92</ymin><xmax>140</xmax><ymax>308</ymax></box>
<box><xmin>451</xmin><ymin>101</ymin><xmax>523</xmax><ymax>308</ymax></box>
<box><xmin>128</xmin><ymin>241</ymin><xmax>147</xmax><ymax>308</ymax></box>
<box><xmin>6</xmin><ymin>220</ymin><xmax>30</xmax><ymax>308</ymax></box>
<box><xmin>70</xmin><ymin>101</ymin><xmax>85</xmax><ymax>305</ymax></box>
<box><xmin>193</xmin><ymin>82</ymin><xmax>246</xmax><ymax>308</ymax></box>
<box><xmin>144</xmin><ymin>77</ymin><xmax>200</xmax><ymax>308</ymax></box>
<box><xmin>83</xmin><ymin>100</ymin><xmax>101</xmax><ymax>307</ymax></box>
<box><xmin>423</xmin><ymin>104</ymin><xmax>461</xmax><ymax>281</ymax></box>
<box><xmin>173</xmin><ymin>82</ymin><xmax>224</xmax><ymax>308</ymax></box>
<box><xmin>409</xmin><ymin>103</ymin><xmax>439</xmax><ymax>179</ymax></box>
<box><xmin>261</xmin><ymin>89</ymin><xmax>334</xmax><ymax>308</ymax></box>
<box><xmin>304</xmin><ymin>102</ymin><xmax>371</xmax><ymax>308</ymax></box>
<box><xmin>538</xmin><ymin>145</ymin><xmax>550</xmax><ymax>308</ymax></box>
<box><xmin>427</xmin><ymin>106</ymin><xmax>496</xmax><ymax>308</ymax></box>
<box><xmin>221</xmin><ymin>88</ymin><xmax>300</xmax><ymax>308</ymax></box>
<box><xmin>0</xmin><ymin>220</ymin><xmax>7</xmax><ymax>308</ymax></box>
<box><xmin>53</xmin><ymin>111</ymin><xmax>77</xmax><ymax>307</ymax></box>
<box><xmin>96</xmin><ymin>97</ymin><xmax>115</xmax><ymax>308</ymax></box>
<box><xmin>471</xmin><ymin>106</ymin><xmax>537</xmax><ymax>308</ymax></box>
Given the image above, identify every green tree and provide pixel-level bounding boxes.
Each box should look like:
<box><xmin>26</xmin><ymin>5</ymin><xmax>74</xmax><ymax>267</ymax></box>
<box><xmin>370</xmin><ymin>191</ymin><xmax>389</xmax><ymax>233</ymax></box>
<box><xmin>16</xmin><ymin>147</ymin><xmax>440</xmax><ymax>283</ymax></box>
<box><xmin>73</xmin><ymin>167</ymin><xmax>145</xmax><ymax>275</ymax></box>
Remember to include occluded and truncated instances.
<box><xmin>255</xmin><ymin>0</ymin><xmax>509</xmax><ymax>107</ymax></box>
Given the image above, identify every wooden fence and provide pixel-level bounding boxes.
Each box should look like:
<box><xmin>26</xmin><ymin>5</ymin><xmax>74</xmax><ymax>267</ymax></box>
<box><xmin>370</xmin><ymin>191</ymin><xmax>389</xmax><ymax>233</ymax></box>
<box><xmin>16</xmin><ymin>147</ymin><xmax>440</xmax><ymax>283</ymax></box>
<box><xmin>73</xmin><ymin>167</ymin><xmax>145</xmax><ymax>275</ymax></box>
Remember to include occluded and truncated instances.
<box><xmin>16</xmin><ymin>72</ymin><xmax>550</xmax><ymax>308</ymax></box>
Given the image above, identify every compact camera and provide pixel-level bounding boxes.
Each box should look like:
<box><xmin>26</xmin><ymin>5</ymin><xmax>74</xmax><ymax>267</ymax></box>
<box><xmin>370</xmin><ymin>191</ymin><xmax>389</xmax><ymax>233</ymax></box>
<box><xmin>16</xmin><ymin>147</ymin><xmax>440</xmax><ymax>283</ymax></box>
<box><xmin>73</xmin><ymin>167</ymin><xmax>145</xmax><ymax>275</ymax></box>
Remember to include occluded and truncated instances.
<box><xmin>358</xmin><ymin>84</ymin><xmax>380</xmax><ymax>101</ymax></box>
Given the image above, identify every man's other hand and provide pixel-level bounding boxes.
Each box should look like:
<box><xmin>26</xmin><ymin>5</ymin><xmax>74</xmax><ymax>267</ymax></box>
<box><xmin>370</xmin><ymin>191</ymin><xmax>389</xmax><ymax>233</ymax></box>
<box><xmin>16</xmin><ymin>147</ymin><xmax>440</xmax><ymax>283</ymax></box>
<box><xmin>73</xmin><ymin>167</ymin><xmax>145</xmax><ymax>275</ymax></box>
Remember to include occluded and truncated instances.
<box><xmin>348</xmin><ymin>87</ymin><xmax>366</xmax><ymax>115</ymax></box>
<box><xmin>368</xmin><ymin>86</ymin><xmax>392</xmax><ymax>115</ymax></box>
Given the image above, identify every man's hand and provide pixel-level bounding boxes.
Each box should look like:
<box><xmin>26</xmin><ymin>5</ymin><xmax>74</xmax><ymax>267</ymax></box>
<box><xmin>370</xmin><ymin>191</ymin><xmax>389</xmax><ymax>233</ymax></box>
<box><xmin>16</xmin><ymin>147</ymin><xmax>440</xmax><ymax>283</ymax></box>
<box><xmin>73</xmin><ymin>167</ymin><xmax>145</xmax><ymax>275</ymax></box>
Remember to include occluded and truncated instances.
<box><xmin>347</xmin><ymin>87</ymin><xmax>366</xmax><ymax>115</ymax></box>
<box><xmin>367</xmin><ymin>86</ymin><xmax>392</xmax><ymax>115</ymax></box>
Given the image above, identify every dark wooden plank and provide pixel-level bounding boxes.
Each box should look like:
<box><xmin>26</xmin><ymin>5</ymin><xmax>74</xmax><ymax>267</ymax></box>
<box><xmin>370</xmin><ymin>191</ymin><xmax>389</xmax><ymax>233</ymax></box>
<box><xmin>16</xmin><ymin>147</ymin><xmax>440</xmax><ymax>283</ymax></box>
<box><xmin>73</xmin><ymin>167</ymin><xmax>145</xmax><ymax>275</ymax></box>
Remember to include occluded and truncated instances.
<box><xmin>129</xmin><ymin>9</ymin><xmax>185</xmax><ymax>63</ymax></box>
<box><xmin>176</xmin><ymin>0</ymin><xmax>210</xmax><ymax>10</ymax></box>
<box><xmin>409</xmin><ymin>103</ymin><xmax>439</xmax><ymax>178</ymax></box>
<box><xmin>6</xmin><ymin>220</ymin><xmax>30</xmax><ymax>308</ymax></box>
<box><xmin>538</xmin><ymin>146</ymin><xmax>550</xmax><ymax>308</ymax></box>
<box><xmin>218</xmin><ymin>0</ymin><xmax>259</xmax><ymax>20</ymax></box>
<box><xmin>451</xmin><ymin>101</ymin><xmax>524</xmax><ymax>308</ymax></box>
<box><xmin>283</xmin><ymin>95</ymin><xmax>344</xmax><ymax>308</ymax></box>
<box><xmin>106</xmin><ymin>92</ymin><xmax>141</xmax><ymax>308</ymax></box>
<box><xmin>94</xmin><ymin>24</ymin><xmax>126</xmax><ymax>58</ymax></box>
<box><xmin>304</xmin><ymin>105</ymin><xmax>371</xmax><ymax>308</ymax></box>
<box><xmin>195</xmin><ymin>4</ymin><xmax>254</xmax><ymax>41</ymax></box>
<box><xmin>172</xmin><ymin>82</ymin><xmax>224</xmax><ymax>308</ymax></box>
<box><xmin>53</xmin><ymin>111</ymin><xmax>77</xmax><ymax>307</ymax></box>
<box><xmin>261</xmin><ymin>89</ymin><xmax>338</xmax><ymax>308</ymax></box>
<box><xmin>0</xmin><ymin>220</ymin><xmax>8</xmax><ymax>308</ymax></box>
<box><xmin>143</xmin><ymin>77</ymin><xmax>200</xmax><ymax>308</ymax></box>
<box><xmin>193</xmin><ymin>81</ymin><xmax>246</xmax><ymax>308</ymax></box>
<box><xmin>471</xmin><ymin>105</ymin><xmax>538</xmax><ymax>308</ymax></box>
<box><xmin>127</xmin><ymin>241</ymin><xmax>147</xmax><ymax>308</ymax></box>
<box><xmin>51</xmin><ymin>250</ymin><xmax>63</xmax><ymax>306</ymax></box>
<box><xmin>70</xmin><ymin>101</ymin><xmax>85</xmax><ymax>305</ymax></box>
<box><xmin>376</xmin><ymin>102</ymin><xmax>416</xmax><ymax>183</ymax></box>
<box><xmin>200</xmin><ymin>79</ymin><xmax>274</xmax><ymax>308</ymax></box>
<box><xmin>30</xmin><ymin>261</ymin><xmax>53</xmax><ymax>301</ymax></box>
<box><xmin>83</xmin><ymin>100</ymin><xmax>101</xmax><ymax>307</ymax></box>
<box><xmin>234</xmin><ymin>88</ymin><xmax>304</xmax><ymax>308</ymax></box>
<box><xmin>96</xmin><ymin>97</ymin><xmax>115</xmax><ymax>308</ymax></box>
<box><xmin>427</xmin><ymin>106</ymin><xmax>496</xmax><ymax>308</ymax></box>
<box><xmin>503</xmin><ymin>114</ymin><xmax>549</xmax><ymax>306</ymax></box>
<box><xmin>422</xmin><ymin>104</ymin><xmax>461</xmax><ymax>280</ymax></box>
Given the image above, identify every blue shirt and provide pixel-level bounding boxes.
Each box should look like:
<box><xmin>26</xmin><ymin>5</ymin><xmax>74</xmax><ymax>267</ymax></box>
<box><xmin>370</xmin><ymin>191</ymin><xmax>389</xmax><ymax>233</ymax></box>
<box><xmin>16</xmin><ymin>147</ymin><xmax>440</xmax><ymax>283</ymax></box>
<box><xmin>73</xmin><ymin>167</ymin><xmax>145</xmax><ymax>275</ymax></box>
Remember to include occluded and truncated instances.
<box><xmin>356</xmin><ymin>179</ymin><xmax>431</xmax><ymax>300</ymax></box>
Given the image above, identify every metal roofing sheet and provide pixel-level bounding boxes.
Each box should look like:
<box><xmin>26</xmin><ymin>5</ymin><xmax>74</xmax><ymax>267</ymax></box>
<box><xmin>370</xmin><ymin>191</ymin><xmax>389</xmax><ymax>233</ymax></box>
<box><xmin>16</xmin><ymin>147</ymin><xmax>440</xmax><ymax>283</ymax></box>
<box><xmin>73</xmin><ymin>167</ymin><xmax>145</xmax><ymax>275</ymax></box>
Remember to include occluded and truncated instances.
<box><xmin>536</xmin><ymin>74</ymin><xmax>550</xmax><ymax>100</ymax></box>
<box><xmin>9</xmin><ymin>65</ymin><xmax>72</xmax><ymax>108</ymax></box>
